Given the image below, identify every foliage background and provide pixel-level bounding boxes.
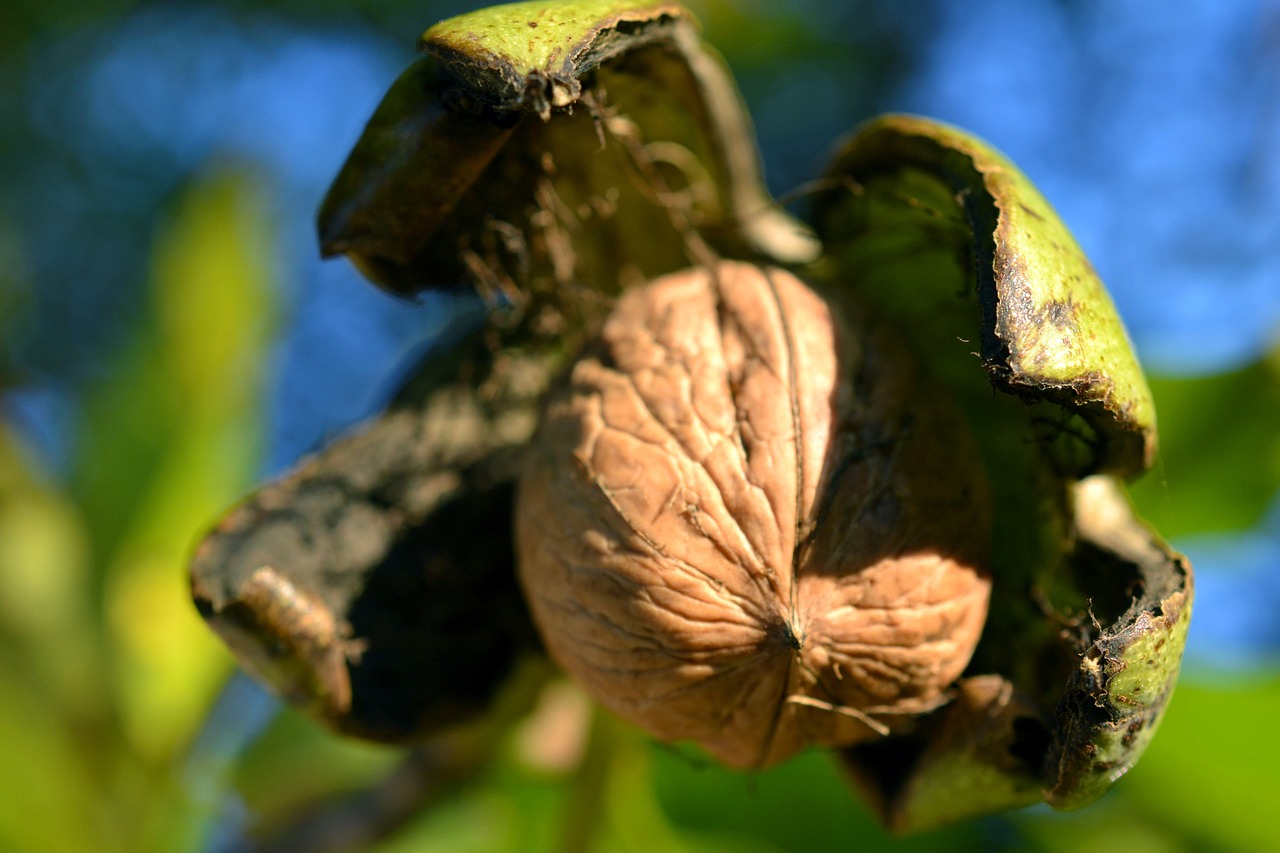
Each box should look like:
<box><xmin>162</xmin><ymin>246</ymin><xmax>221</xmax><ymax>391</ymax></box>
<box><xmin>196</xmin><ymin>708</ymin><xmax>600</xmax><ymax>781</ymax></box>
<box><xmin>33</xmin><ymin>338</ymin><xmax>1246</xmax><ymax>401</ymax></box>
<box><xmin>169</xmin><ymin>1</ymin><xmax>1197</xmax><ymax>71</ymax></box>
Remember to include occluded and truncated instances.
<box><xmin>1</xmin><ymin>0</ymin><xmax>1278</xmax><ymax>850</ymax></box>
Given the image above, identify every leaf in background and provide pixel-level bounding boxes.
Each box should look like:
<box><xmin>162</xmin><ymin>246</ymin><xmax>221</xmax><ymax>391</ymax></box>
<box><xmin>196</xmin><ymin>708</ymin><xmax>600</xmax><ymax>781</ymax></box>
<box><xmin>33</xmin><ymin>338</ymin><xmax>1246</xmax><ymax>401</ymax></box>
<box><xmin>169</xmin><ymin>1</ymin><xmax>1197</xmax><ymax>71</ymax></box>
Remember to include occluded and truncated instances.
<box><xmin>1012</xmin><ymin>678</ymin><xmax>1280</xmax><ymax>851</ymax></box>
<box><xmin>229</xmin><ymin>705</ymin><xmax>403</xmax><ymax>831</ymax></box>
<box><xmin>13</xmin><ymin>166</ymin><xmax>282</xmax><ymax>851</ymax></box>
<box><xmin>0</xmin><ymin>429</ymin><xmax>95</xmax><ymax>710</ymax></box>
<box><xmin>653</xmin><ymin>742</ymin><xmax>990</xmax><ymax>852</ymax></box>
<box><xmin>1111</xmin><ymin>678</ymin><xmax>1280</xmax><ymax>850</ymax></box>
<box><xmin>0</xmin><ymin>657</ymin><xmax>101</xmax><ymax>853</ymax></box>
<box><xmin>0</xmin><ymin>429</ymin><xmax>101</xmax><ymax>853</ymax></box>
<box><xmin>1129</xmin><ymin>355</ymin><xmax>1280</xmax><ymax>538</ymax></box>
<box><xmin>96</xmin><ymin>167</ymin><xmax>276</xmax><ymax>765</ymax></box>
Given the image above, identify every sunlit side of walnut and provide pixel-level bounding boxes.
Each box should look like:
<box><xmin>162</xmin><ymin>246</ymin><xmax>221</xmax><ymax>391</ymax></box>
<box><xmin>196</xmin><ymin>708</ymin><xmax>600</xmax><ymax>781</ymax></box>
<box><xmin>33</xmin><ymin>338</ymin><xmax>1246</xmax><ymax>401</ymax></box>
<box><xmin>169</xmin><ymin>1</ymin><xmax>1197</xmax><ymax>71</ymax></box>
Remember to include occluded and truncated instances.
<box><xmin>516</xmin><ymin>261</ymin><xmax>991</xmax><ymax>768</ymax></box>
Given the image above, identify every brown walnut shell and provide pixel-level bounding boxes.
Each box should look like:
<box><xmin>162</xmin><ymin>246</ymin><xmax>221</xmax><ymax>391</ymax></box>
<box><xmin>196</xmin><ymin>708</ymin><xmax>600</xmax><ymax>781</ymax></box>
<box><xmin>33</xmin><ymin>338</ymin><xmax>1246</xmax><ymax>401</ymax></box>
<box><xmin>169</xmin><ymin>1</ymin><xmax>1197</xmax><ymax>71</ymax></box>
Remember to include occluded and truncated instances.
<box><xmin>515</xmin><ymin>261</ymin><xmax>992</xmax><ymax>768</ymax></box>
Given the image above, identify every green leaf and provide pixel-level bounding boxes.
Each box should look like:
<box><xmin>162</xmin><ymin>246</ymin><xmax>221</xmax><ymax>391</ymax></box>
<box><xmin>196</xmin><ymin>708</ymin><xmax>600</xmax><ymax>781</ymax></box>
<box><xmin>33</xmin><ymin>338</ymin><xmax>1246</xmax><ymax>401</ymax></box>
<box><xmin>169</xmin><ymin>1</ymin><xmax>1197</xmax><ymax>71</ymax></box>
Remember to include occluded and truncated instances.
<box><xmin>87</xmin><ymin>170</ymin><xmax>274</xmax><ymax>760</ymax></box>
<box><xmin>1123</xmin><ymin>678</ymin><xmax>1280</xmax><ymax>850</ymax></box>
<box><xmin>0</xmin><ymin>430</ymin><xmax>95</xmax><ymax>710</ymax></box>
<box><xmin>1129</xmin><ymin>357</ymin><xmax>1280</xmax><ymax>537</ymax></box>
<box><xmin>1014</xmin><ymin>678</ymin><xmax>1280</xmax><ymax>851</ymax></box>
<box><xmin>653</xmin><ymin>742</ymin><xmax>987</xmax><ymax>851</ymax></box>
<box><xmin>0</xmin><ymin>655</ymin><xmax>101</xmax><ymax>853</ymax></box>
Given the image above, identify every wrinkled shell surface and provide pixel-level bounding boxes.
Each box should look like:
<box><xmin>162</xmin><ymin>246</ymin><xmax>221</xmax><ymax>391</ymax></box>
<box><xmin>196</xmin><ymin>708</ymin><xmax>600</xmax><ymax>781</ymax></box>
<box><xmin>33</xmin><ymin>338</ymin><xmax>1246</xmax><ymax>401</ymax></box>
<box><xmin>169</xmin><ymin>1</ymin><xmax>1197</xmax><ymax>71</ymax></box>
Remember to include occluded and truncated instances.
<box><xmin>516</xmin><ymin>261</ymin><xmax>992</xmax><ymax>768</ymax></box>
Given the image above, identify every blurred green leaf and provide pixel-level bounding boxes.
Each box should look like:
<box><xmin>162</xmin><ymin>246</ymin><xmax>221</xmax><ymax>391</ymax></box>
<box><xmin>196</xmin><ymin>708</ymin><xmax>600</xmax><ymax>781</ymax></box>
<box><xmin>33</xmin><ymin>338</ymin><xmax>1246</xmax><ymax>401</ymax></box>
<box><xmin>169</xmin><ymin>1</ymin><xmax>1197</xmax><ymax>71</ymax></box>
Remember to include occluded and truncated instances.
<box><xmin>1013</xmin><ymin>801</ymin><xmax>1196</xmax><ymax>853</ymax></box>
<box><xmin>0</xmin><ymin>431</ymin><xmax>97</xmax><ymax>711</ymax></box>
<box><xmin>0</xmin><ymin>165</ymin><xmax>281</xmax><ymax>852</ymax></box>
<box><xmin>1124</xmin><ymin>678</ymin><xmax>1280</xmax><ymax>850</ymax></box>
<box><xmin>1129</xmin><ymin>357</ymin><xmax>1280</xmax><ymax>538</ymax></box>
<box><xmin>0</xmin><ymin>433</ymin><xmax>101</xmax><ymax>853</ymax></box>
<box><xmin>1014</xmin><ymin>678</ymin><xmax>1280</xmax><ymax>852</ymax></box>
<box><xmin>0</xmin><ymin>658</ymin><xmax>102</xmax><ymax>853</ymax></box>
<box><xmin>97</xmin><ymin>167</ymin><xmax>276</xmax><ymax>763</ymax></box>
<box><xmin>234</xmin><ymin>706</ymin><xmax>402</xmax><ymax>822</ymax></box>
<box><xmin>378</xmin><ymin>791</ymin><xmax>526</xmax><ymax>852</ymax></box>
<box><xmin>651</xmin><ymin>743</ymin><xmax>988</xmax><ymax>851</ymax></box>
<box><xmin>74</xmin><ymin>166</ymin><xmax>275</xmax><ymax>570</ymax></box>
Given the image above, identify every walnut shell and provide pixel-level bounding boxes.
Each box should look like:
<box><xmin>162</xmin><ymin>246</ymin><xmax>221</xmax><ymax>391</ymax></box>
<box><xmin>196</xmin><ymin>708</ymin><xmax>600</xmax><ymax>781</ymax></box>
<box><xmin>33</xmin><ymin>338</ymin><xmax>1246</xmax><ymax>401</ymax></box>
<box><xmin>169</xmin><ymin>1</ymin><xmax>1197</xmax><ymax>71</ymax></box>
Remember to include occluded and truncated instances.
<box><xmin>516</xmin><ymin>261</ymin><xmax>991</xmax><ymax>768</ymax></box>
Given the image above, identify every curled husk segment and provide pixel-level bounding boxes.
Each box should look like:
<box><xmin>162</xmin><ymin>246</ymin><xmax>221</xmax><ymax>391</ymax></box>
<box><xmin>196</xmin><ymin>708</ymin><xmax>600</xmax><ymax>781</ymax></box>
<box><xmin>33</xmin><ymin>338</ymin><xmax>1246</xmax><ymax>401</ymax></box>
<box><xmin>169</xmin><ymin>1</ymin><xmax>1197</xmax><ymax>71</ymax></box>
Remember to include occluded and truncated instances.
<box><xmin>318</xmin><ymin>0</ymin><xmax>815</xmax><ymax>300</ymax></box>
<box><xmin>516</xmin><ymin>261</ymin><xmax>991</xmax><ymax>768</ymax></box>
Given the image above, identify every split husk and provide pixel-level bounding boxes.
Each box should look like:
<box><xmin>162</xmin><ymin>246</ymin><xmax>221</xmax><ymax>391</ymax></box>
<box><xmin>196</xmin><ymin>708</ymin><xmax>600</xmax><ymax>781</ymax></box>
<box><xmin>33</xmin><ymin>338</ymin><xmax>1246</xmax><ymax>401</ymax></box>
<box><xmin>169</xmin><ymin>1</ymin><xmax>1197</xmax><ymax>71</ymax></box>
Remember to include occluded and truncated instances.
<box><xmin>190</xmin><ymin>0</ymin><xmax>1191</xmax><ymax>833</ymax></box>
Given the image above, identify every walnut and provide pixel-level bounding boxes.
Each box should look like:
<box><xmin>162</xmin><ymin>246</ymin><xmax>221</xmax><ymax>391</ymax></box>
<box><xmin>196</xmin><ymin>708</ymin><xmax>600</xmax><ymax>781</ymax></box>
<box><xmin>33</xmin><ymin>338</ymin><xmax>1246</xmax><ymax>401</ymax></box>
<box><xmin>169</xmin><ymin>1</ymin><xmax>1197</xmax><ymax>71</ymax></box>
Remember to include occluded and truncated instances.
<box><xmin>515</xmin><ymin>261</ymin><xmax>991</xmax><ymax>768</ymax></box>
